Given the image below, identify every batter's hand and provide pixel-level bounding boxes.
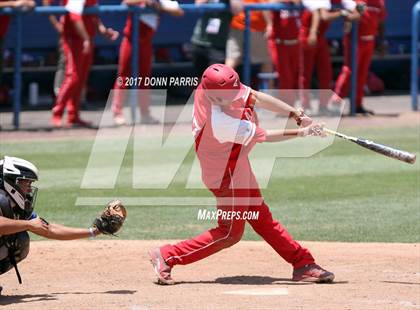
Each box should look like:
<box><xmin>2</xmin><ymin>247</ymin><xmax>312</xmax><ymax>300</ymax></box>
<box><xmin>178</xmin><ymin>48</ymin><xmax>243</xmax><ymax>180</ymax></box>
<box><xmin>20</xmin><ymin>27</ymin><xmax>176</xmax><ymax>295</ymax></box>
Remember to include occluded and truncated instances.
<box><xmin>298</xmin><ymin>123</ymin><xmax>326</xmax><ymax>137</ymax></box>
<box><xmin>295</xmin><ymin>108</ymin><xmax>313</xmax><ymax>127</ymax></box>
<box><xmin>28</xmin><ymin>217</ymin><xmax>49</xmax><ymax>235</ymax></box>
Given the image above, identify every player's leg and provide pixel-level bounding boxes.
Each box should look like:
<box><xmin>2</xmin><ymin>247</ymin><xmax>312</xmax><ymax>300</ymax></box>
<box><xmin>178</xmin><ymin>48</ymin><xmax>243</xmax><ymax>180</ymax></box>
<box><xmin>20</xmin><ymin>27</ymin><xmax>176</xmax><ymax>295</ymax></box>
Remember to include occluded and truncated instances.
<box><xmin>247</xmin><ymin>199</ymin><xmax>314</xmax><ymax>268</ymax></box>
<box><xmin>316</xmin><ymin>37</ymin><xmax>333</xmax><ymax>109</ymax></box>
<box><xmin>247</xmin><ymin>201</ymin><xmax>334</xmax><ymax>282</ymax></box>
<box><xmin>290</xmin><ymin>44</ymin><xmax>300</xmax><ymax>88</ymax></box>
<box><xmin>0</xmin><ymin>37</ymin><xmax>3</xmax><ymax>85</ymax></box>
<box><xmin>277</xmin><ymin>44</ymin><xmax>295</xmax><ymax>104</ymax></box>
<box><xmin>225</xmin><ymin>28</ymin><xmax>242</xmax><ymax>69</ymax></box>
<box><xmin>267</xmin><ymin>37</ymin><xmax>279</xmax><ymax>74</ymax></box>
<box><xmin>250</xmin><ymin>30</ymin><xmax>273</xmax><ymax>88</ymax></box>
<box><xmin>152</xmin><ymin>162</ymin><xmax>251</xmax><ymax>285</ymax></box>
<box><xmin>68</xmin><ymin>43</ymin><xmax>94</xmax><ymax>125</ymax></box>
<box><xmin>54</xmin><ymin>38</ymin><xmax>66</xmax><ymax>97</ymax></box>
<box><xmin>334</xmin><ymin>35</ymin><xmax>352</xmax><ymax>100</ymax></box>
<box><xmin>356</xmin><ymin>40</ymin><xmax>375</xmax><ymax>112</ymax></box>
<box><xmin>138</xmin><ymin>22</ymin><xmax>158</xmax><ymax>124</ymax></box>
<box><xmin>290</xmin><ymin>44</ymin><xmax>301</xmax><ymax>103</ymax></box>
<box><xmin>151</xmin><ymin>204</ymin><xmax>246</xmax><ymax>284</ymax></box>
<box><xmin>111</xmin><ymin>16</ymin><xmax>134</xmax><ymax>125</ymax></box>
<box><xmin>112</xmin><ymin>35</ymin><xmax>131</xmax><ymax>123</ymax></box>
<box><xmin>299</xmin><ymin>39</ymin><xmax>316</xmax><ymax>109</ymax></box>
<box><xmin>160</xmin><ymin>204</ymin><xmax>246</xmax><ymax>267</ymax></box>
<box><xmin>52</xmin><ymin>37</ymin><xmax>81</xmax><ymax>127</ymax></box>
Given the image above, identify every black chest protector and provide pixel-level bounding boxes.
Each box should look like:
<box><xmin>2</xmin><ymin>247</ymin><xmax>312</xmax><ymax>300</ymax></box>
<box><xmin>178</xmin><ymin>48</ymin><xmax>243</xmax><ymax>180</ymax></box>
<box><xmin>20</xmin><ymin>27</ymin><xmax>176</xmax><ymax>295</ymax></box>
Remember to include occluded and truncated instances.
<box><xmin>0</xmin><ymin>190</ymin><xmax>30</xmax><ymax>283</ymax></box>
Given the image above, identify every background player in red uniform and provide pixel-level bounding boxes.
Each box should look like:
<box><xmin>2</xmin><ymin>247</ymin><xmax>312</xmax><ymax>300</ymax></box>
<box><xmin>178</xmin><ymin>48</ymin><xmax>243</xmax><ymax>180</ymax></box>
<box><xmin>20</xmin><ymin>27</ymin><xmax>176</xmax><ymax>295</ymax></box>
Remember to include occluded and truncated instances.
<box><xmin>0</xmin><ymin>1</ymin><xmax>34</xmax><ymax>121</ymax></box>
<box><xmin>300</xmin><ymin>0</ymin><xmax>359</xmax><ymax>115</ymax></box>
<box><xmin>149</xmin><ymin>64</ymin><xmax>334</xmax><ymax>285</ymax></box>
<box><xmin>51</xmin><ymin>0</ymin><xmax>119</xmax><ymax>128</ymax></box>
<box><xmin>112</xmin><ymin>0</ymin><xmax>184</xmax><ymax>126</ymax></box>
<box><xmin>268</xmin><ymin>0</ymin><xmax>301</xmax><ymax>105</ymax></box>
<box><xmin>333</xmin><ymin>0</ymin><xmax>386</xmax><ymax>115</ymax></box>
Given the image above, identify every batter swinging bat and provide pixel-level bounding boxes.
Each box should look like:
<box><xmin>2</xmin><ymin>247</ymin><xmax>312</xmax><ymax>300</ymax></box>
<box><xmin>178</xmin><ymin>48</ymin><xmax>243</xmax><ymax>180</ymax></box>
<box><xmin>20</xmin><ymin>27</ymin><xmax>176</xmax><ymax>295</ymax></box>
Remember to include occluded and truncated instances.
<box><xmin>325</xmin><ymin>128</ymin><xmax>416</xmax><ymax>164</ymax></box>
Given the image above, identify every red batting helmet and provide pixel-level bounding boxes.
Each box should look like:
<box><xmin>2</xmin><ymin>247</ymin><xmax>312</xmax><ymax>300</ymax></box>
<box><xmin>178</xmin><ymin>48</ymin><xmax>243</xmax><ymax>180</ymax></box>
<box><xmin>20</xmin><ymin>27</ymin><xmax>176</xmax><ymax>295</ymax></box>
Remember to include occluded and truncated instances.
<box><xmin>201</xmin><ymin>64</ymin><xmax>247</xmax><ymax>101</ymax></box>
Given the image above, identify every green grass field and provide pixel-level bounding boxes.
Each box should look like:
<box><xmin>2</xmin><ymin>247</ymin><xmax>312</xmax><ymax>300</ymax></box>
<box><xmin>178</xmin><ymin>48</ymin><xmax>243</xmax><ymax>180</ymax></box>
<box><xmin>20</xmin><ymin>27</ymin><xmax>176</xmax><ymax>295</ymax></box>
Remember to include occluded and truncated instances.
<box><xmin>1</xmin><ymin>125</ymin><xmax>419</xmax><ymax>242</ymax></box>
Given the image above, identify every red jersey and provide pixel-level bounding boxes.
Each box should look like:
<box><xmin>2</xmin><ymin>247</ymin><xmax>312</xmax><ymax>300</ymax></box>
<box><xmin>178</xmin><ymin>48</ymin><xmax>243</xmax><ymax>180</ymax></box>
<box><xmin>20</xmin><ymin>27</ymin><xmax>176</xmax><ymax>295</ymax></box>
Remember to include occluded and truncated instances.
<box><xmin>300</xmin><ymin>0</ymin><xmax>356</xmax><ymax>38</ymax></box>
<box><xmin>192</xmin><ymin>84</ymin><xmax>266</xmax><ymax>189</ymax></box>
<box><xmin>300</xmin><ymin>12</ymin><xmax>330</xmax><ymax>39</ymax></box>
<box><xmin>0</xmin><ymin>16</ymin><xmax>10</xmax><ymax>38</ymax></box>
<box><xmin>357</xmin><ymin>0</ymin><xmax>386</xmax><ymax>37</ymax></box>
<box><xmin>0</xmin><ymin>0</ymin><xmax>12</xmax><ymax>38</ymax></box>
<box><xmin>271</xmin><ymin>6</ymin><xmax>300</xmax><ymax>40</ymax></box>
<box><xmin>300</xmin><ymin>0</ymin><xmax>331</xmax><ymax>39</ymax></box>
<box><xmin>63</xmin><ymin>0</ymin><xmax>98</xmax><ymax>38</ymax></box>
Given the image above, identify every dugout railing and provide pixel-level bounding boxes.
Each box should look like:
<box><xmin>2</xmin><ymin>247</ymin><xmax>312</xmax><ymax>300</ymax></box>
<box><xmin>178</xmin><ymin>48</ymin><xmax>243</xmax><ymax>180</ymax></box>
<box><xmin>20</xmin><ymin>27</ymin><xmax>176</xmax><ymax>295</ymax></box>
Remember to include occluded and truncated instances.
<box><xmin>1</xmin><ymin>3</ymin><xmax>365</xmax><ymax>129</ymax></box>
<box><xmin>411</xmin><ymin>1</ymin><xmax>420</xmax><ymax>111</ymax></box>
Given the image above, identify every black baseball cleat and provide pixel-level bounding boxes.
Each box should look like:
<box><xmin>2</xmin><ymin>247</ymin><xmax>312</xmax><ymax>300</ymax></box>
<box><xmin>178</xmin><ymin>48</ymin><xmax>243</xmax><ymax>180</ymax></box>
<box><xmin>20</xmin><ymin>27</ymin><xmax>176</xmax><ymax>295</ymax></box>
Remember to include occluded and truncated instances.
<box><xmin>65</xmin><ymin>118</ymin><xmax>94</xmax><ymax>129</ymax></box>
<box><xmin>356</xmin><ymin>106</ymin><xmax>375</xmax><ymax>115</ymax></box>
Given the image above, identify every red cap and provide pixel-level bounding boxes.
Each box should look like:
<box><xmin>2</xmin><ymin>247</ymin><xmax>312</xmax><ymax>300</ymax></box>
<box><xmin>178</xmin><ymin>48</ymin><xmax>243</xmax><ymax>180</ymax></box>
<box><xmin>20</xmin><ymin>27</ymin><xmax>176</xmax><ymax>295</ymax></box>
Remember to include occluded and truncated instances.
<box><xmin>201</xmin><ymin>64</ymin><xmax>247</xmax><ymax>101</ymax></box>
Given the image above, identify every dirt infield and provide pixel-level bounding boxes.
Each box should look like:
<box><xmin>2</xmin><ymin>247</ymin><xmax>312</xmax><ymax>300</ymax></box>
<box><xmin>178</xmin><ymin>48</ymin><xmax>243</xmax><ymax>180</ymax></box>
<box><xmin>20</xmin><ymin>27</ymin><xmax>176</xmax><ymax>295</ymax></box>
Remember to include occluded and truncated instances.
<box><xmin>0</xmin><ymin>240</ymin><xmax>418</xmax><ymax>310</ymax></box>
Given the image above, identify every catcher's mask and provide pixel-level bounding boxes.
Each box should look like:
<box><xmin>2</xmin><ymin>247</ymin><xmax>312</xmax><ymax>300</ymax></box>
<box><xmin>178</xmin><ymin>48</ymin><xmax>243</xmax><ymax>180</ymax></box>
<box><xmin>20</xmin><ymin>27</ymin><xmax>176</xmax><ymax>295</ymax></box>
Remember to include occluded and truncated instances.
<box><xmin>0</xmin><ymin>156</ymin><xmax>39</xmax><ymax>219</ymax></box>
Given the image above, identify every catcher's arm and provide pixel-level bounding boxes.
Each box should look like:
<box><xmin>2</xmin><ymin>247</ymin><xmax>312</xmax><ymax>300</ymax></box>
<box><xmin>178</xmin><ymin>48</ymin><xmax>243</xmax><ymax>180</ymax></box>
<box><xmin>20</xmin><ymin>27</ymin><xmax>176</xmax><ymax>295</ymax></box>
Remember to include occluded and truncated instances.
<box><xmin>31</xmin><ymin>218</ymin><xmax>100</xmax><ymax>240</ymax></box>
<box><xmin>0</xmin><ymin>216</ymin><xmax>49</xmax><ymax>235</ymax></box>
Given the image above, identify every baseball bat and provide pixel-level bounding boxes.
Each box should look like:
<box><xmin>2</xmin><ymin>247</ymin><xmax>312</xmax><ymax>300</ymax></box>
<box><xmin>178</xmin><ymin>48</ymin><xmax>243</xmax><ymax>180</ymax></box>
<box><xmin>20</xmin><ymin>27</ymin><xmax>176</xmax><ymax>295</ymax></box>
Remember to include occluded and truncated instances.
<box><xmin>325</xmin><ymin>128</ymin><xmax>416</xmax><ymax>164</ymax></box>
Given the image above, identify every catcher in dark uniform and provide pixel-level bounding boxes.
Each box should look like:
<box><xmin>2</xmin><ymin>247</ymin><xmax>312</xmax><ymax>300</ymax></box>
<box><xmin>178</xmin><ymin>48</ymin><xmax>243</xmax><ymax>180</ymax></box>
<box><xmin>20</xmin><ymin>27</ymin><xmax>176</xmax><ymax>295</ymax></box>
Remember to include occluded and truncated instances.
<box><xmin>0</xmin><ymin>156</ymin><xmax>126</xmax><ymax>294</ymax></box>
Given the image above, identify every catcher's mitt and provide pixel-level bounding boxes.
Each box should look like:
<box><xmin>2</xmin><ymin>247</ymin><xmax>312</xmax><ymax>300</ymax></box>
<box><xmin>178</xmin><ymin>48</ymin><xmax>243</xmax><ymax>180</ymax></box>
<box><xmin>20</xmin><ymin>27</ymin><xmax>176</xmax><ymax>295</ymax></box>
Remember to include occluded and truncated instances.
<box><xmin>93</xmin><ymin>200</ymin><xmax>127</xmax><ymax>235</ymax></box>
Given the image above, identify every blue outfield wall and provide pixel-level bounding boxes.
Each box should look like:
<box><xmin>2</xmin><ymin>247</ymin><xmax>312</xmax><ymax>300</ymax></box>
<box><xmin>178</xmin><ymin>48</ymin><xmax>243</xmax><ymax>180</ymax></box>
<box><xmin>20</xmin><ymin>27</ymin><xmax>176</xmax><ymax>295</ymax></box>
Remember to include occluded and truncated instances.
<box><xmin>3</xmin><ymin>0</ymin><xmax>415</xmax><ymax>51</ymax></box>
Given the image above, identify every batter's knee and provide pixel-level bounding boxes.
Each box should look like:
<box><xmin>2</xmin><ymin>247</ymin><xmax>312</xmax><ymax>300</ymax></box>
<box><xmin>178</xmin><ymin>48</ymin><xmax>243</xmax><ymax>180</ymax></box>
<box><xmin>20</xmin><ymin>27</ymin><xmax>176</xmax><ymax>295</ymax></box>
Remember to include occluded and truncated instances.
<box><xmin>218</xmin><ymin>225</ymin><xmax>244</xmax><ymax>249</ymax></box>
<box><xmin>222</xmin><ymin>233</ymin><xmax>242</xmax><ymax>248</ymax></box>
